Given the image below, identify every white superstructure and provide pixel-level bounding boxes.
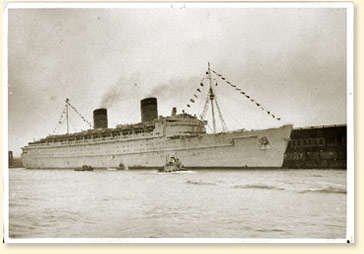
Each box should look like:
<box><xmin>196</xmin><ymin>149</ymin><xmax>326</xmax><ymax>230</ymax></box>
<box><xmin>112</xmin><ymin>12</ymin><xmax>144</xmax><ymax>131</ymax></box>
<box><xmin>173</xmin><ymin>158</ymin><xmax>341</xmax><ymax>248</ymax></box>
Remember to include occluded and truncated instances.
<box><xmin>21</xmin><ymin>112</ymin><xmax>292</xmax><ymax>169</ymax></box>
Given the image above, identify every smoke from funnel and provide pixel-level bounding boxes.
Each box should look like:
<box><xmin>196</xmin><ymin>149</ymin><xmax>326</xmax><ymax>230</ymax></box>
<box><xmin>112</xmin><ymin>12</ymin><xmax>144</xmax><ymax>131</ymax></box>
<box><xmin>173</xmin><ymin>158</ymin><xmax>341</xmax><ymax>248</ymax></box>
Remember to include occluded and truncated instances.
<box><xmin>99</xmin><ymin>77</ymin><xmax>145</xmax><ymax>108</ymax></box>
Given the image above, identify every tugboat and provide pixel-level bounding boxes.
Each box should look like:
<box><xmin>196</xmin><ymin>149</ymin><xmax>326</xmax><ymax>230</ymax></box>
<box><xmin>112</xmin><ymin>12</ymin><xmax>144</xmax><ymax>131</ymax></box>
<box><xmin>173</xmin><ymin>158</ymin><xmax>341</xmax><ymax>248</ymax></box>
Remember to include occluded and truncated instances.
<box><xmin>158</xmin><ymin>155</ymin><xmax>185</xmax><ymax>173</ymax></box>
<box><xmin>74</xmin><ymin>165</ymin><xmax>94</xmax><ymax>171</ymax></box>
<box><xmin>117</xmin><ymin>162</ymin><xmax>129</xmax><ymax>170</ymax></box>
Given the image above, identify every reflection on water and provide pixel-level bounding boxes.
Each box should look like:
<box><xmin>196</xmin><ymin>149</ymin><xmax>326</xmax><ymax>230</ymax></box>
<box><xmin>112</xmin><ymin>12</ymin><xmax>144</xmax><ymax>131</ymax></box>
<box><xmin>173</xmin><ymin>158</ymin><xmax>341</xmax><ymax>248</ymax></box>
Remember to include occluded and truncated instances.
<box><xmin>9</xmin><ymin>168</ymin><xmax>346</xmax><ymax>239</ymax></box>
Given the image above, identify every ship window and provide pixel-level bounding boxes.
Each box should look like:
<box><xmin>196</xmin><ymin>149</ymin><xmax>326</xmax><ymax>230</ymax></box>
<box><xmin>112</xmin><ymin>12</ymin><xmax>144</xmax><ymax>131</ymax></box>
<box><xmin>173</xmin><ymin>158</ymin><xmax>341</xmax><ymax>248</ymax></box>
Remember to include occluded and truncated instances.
<box><xmin>326</xmin><ymin>137</ymin><xmax>336</xmax><ymax>145</ymax></box>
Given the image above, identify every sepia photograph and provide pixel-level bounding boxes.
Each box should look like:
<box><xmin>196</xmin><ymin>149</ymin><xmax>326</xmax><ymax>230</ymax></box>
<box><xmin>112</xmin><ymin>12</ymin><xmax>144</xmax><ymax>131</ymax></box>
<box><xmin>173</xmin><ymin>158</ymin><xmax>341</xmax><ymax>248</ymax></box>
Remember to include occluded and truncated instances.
<box><xmin>3</xmin><ymin>2</ymin><xmax>353</xmax><ymax>243</ymax></box>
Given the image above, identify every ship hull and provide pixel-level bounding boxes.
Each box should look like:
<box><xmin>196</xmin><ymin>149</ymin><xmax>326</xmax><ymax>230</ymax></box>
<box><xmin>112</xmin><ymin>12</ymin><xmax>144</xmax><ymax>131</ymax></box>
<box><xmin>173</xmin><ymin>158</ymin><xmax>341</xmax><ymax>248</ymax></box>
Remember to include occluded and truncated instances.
<box><xmin>21</xmin><ymin>125</ymin><xmax>292</xmax><ymax>169</ymax></box>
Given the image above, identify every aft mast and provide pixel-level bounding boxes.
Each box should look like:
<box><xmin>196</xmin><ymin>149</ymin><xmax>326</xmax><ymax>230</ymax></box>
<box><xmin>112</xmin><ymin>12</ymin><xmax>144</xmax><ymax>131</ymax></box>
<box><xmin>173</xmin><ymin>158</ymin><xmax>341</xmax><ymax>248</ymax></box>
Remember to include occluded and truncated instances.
<box><xmin>52</xmin><ymin>98</ymin><xmax>92</xmax><ymax>135</ymax></box>
<box><xmin>66</xmin><ymin>98</ymin><xmax>69</xmax><ymax>135</ymax></box>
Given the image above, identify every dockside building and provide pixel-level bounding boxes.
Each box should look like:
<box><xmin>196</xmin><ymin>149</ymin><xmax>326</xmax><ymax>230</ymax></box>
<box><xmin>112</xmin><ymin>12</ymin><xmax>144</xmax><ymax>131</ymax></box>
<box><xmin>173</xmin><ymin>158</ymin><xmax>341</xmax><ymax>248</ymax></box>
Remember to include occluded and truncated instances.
<box><xmin>282</xmin><ymin>124</ymin><xmax>346</xmax><ymax>169</ymax></box>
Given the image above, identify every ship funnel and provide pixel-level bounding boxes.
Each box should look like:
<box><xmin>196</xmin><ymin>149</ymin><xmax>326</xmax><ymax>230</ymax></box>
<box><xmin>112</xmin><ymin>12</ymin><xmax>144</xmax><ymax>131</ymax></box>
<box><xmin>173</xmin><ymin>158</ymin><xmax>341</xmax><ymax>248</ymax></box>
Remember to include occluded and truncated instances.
<box><xmin>141</xmin><ymin>97</ymin><xmax>158</xmax><ymax>122</ymax></box>
<box><xmin>171</xmin><ymin>107</ymin><xmax>177</xmax><ymax>117</ymax></box>
<box><xmin>93</xmin><ymin>108</ymin><xmax>108</xmax><ymax>129</ymax></box>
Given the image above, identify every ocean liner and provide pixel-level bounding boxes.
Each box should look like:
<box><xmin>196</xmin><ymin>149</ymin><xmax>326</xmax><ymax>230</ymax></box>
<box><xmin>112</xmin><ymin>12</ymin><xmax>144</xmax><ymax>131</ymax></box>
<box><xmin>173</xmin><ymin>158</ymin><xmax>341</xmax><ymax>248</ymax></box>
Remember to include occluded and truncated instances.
<box><xmin>21</xmin><ymin>64</ymin><xmax>293</xmax><ymax>169</ymax></box>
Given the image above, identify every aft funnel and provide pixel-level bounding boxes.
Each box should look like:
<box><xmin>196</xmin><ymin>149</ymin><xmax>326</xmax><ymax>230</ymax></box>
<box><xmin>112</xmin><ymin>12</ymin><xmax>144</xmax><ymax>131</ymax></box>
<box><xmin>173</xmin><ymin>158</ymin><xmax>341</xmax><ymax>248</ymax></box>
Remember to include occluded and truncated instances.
<box><xmin>93</xmin><ymin>108</ymin><xmax>108</xmax><ymax>129</ymax></box>
<box><xmin>140</xmin><ymin>97</ymin><xmax>158</xmax><ymax>122</ymax></box>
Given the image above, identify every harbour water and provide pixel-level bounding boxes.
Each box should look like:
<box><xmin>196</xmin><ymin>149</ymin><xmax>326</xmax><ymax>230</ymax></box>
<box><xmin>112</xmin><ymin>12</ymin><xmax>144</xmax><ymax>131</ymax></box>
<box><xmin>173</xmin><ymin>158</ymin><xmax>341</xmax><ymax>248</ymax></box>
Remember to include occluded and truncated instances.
<box><xmin>8</xmin><ymin>168</ymin><xmax>347</xmax><ymax>239</ymax></box>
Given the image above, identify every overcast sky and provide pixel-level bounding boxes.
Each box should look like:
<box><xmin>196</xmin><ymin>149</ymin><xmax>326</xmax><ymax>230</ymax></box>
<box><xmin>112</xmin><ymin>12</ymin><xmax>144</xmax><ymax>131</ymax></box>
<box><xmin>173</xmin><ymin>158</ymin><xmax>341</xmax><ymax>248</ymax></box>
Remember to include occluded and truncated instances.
<box><xmin>7</xmin><ymin>6</ymin><xmax>348</xmax><ymax>156</ymax></box>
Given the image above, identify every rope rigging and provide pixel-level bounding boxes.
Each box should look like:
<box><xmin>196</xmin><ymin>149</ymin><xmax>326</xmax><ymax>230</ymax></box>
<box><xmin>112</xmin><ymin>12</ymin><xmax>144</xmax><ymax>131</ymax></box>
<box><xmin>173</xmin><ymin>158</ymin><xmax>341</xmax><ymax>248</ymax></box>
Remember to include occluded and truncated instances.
<box><xmin>52</xmin><ymin>98</ymin><xmax>92</xmax><ymax>135</ymax></box>
<box><xmin>185</xmin><ymin>65</ymin><xmax>228</xmax><ymax>133</ymax></box>
<box><xmin>52</xmin><ymin>104</ymin><xmax>68</xmax><ymax>134</ymax></box>
<box><xmin>52</xmin><ymin>110</ymin><xmax>67</xmax><ymax>134</ymax></box>
<box><xmin>186</xmin><ymin>76</ymin><xmax>207</xmax><ymax>109</ymax></box>
<box><xmin>66</xmin><ymin>99</ymin><xmax>93</xmax><ymax>128</ymax></box>
<box><xmin>213</xmin><ymin>93</ymin><xmax>228</xmax><ymax>132</ymax></box>
<box><xmin>183</xmin><ymin>63</ymin><xmax>284</xmax><ymax>134</ymax></box>
<box><xmin>211</xmin><ymin>69</ymin><xmax>283</xmax><ymax>122</ymax></box>
<box><xmin>200</xmin><ymin>94</ymin><xmax>210</xmax><ymax>120</ymax></box>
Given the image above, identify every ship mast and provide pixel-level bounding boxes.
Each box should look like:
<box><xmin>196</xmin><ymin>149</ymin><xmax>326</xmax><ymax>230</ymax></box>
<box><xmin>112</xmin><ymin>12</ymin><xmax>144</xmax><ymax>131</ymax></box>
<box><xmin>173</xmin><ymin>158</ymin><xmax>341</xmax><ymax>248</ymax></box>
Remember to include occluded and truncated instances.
<box><xmin>66</xmin><ymin>98</ymin><xmax>69</xmax><ymax>135</ymax></box>
<box><xmin>208</xmin><ymin>62</ymin><xmax>216</xmax><ymax>133</ymax></box>
<box><xmin>52</xmin><ymin>98</ymin><xmax>92</xmax><ymax>135</ymax></box>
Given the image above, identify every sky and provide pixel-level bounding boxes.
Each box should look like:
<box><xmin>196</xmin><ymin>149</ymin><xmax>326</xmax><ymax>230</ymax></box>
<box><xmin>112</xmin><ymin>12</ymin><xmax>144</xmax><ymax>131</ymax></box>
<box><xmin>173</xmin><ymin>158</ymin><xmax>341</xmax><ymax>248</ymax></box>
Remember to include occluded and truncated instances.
<box><xmin>7</xmin><ymin>5</ymin><xmax>348</xmax><ymax>156</ymax></box>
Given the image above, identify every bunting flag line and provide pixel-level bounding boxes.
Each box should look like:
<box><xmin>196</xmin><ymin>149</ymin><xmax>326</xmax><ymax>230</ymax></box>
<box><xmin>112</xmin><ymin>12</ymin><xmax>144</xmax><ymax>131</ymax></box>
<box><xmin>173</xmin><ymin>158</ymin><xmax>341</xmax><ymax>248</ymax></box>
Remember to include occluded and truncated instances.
<box><xmin>185</xmin><ymin>75</ymin><xmax>208</xmax><ymax>111</ymax></box>
<box><xmin>211</xmin><ymin>68</ymin><xmax>282</xmax><ymax>122</ymax></box>
<box><xmin>185</xmin><ymin>68</ymin><xmax>283</xmax><ymax>122</ymax></box>
<box><xmin>53</xmin><ymin>105</ymin><xmax>68</xmax><ymax>134</ymax></box>
<box><xmin>66</xmin><ymin>100</ymin><xmax>92</xmax><ymax>128</ymax></box>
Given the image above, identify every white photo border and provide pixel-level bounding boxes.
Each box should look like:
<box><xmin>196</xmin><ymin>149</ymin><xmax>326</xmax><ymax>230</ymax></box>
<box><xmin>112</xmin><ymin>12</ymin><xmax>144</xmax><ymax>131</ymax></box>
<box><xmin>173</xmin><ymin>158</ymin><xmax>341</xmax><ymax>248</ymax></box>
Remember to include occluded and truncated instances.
<box><xmin>2</xmin><ymin>1</ymin><xmax>354</xmax><ymax>244</ymax></box>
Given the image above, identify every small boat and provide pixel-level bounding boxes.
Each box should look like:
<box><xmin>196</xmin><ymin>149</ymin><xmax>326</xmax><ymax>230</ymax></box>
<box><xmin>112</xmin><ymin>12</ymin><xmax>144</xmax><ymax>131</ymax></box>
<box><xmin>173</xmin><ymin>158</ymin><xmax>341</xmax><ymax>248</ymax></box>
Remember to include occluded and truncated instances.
<box><xmin>158</xmin><ymin>155</ymin><xmax>186</xmax><ymax>173</ymax></box>
<box><xmin>117</xmin><ymin>162</ymin><xmax>129</xmax><ymax>170</ymax></box>
<box><xmin>74</xmin><ymin>165</ymin><xmax>94</xmax><ymax>171</ymax></box>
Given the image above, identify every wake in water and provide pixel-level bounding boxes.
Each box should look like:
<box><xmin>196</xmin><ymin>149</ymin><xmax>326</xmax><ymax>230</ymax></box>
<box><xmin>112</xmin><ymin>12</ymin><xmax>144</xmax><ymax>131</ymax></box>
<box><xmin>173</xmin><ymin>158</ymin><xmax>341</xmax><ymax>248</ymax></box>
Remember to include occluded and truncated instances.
<box><xmin>158</xmin><ymin>171</ymin><xmax>196</xmax><ymax>175</ymax></box>
<box><xmin>232</xmin><ymin>184</ymin><xmax>285</xmax><ymax>191</ymax></box>
<box><xmin>298</xmin><ymin>186</ymin><xmax>347</xmax><ymax>194</ymax></box>
<box><xmin>231</xmin><ymin>183</ymin><xmax>347</xmax><ymax>194</ymax></box>
<box><xmin>185</xmin><ymin>180</ymin><xmax>216</xmax><ymax>186</ymax></box>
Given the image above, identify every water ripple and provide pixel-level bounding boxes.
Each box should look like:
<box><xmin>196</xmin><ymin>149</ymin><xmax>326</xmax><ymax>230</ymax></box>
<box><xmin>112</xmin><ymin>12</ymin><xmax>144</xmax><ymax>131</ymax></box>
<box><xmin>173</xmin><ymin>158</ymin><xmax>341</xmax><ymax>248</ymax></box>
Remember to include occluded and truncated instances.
<box><xmin>9</xmin><ymin>168</ymin><xmax>347</xmax><ymax>239</ymax></box>
<box><xmin>298</xmin><ymin>186</ymin><xmax>346</xmax><ymax>194</ymax></box>
<box><xmin>185</xmin><ymin>180</ymin><xmax>216</xmax><ymax>186</ymax></box>
<box><xmin>232</xmin><ymin>184</ymin><xmax>285</xmax><ymax>191</ymax></box>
